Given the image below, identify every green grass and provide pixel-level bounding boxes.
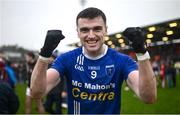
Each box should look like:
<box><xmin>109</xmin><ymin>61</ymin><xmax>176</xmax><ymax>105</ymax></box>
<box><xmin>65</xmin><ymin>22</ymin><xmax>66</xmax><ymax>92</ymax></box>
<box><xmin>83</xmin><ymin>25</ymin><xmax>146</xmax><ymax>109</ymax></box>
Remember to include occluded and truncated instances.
<box><xmin>15</xmin><ymin>83</ymin><xmax>26</xmax><ymax>114</ymax></box>
<box><xmin>16</xmin><ymin>74</ymin><xmax>180</xmax><ymax>114</ymax></box>
<box><xmin>121</xmin><ymin>74</ymin><xmax>180</xmax><ymax>114</ymax></box>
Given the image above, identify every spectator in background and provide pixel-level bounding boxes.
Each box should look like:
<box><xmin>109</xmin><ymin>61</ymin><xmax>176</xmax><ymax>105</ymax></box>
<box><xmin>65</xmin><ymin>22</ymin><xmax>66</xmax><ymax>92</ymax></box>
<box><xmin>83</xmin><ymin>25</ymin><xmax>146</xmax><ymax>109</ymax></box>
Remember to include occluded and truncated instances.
<box><xmin>0</xmin><ymin>56</ymin><xmax>17</xmax><ymax>90</ymax></box>
<box><xmin>174</xmin><ymin>61</ymin><xmax>180</xmax><ymax>74</ymax></box>
<box><xmin>0</xmin><ymin>81</ymin><xmax>19</xmax><ymax>114</ymax></box>
<box><xmin>5</xmin><ymin>60</ymin><xmax>17</xmax><ymax>90</ymax></box>
<box><xmin>165</xmin><ymin>62</ymin><xmax>176</xmax><ymax>88</ymax></box>
<box><xmin>25</xmin><ymin>52</ymin><xmax>45</xmax><ymax>114</ymax></box>
<box><xmin>18</xmin><ymin>63</ymin><xmax>27</xmax><ymax>84</ymax></box>
<box><xmin>152</xmin><ymin>60</ymin><xmax>160</xmax><ymax>86</ymax></box>
<box><xmin>0</xmin><ymin>56</ymin><xmax>9</xmax><ymax>83</ymax></box>
<box><xmin>160</xmin><ymin>60</ymin><xmax>166</xmax><ymax>88</ymax></box>
<box><xmin>172</xmin><ymin>63</ymin><xmax>177</xmax><ymax>87</ymax></box>
<box><xmin>44</xmin><ymin>51</ymin><xmax>66</xmax><ymax>114</ymax></box>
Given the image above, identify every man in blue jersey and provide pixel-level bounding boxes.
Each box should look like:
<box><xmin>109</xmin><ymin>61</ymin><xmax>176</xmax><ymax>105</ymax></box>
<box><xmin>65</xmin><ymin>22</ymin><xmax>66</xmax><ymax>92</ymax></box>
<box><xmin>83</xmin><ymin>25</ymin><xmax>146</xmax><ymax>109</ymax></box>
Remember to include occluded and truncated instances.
<box><xmin>30</xmin><ymin>7</ymin><xmax>157</xmax><ymax>114</ymax></box>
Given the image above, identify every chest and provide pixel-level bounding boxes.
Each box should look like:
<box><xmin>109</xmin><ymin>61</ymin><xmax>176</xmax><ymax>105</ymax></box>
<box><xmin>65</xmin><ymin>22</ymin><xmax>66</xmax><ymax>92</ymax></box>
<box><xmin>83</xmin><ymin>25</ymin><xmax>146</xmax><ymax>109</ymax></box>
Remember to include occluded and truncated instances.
<box><xmin>69</xmin><ymin>55</ymin><xmax>122</xmax><ymax>85</ymax></box>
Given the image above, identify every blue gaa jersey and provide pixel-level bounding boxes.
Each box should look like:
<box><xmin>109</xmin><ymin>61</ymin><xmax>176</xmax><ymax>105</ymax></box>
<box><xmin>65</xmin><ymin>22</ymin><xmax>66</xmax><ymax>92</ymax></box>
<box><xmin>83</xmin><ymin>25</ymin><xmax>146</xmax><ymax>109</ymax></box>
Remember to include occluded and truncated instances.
<box><xmin>51</xmin><ymin>45</ymin><xmax>137</xmax><ymax>114</ymax></box>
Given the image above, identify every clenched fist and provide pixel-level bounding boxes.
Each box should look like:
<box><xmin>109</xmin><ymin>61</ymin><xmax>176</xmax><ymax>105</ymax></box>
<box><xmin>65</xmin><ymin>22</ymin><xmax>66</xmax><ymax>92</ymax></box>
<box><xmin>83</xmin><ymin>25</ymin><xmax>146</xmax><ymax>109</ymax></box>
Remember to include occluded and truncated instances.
<box><xmin>123</xmin><ymin>27</ymin><xmax>147</xmax><ymax>54</ymax></box>
<box><xmin>39</xmin><ymin>30</ymin><xmax>65</xmax><ymax>57</ymax></box>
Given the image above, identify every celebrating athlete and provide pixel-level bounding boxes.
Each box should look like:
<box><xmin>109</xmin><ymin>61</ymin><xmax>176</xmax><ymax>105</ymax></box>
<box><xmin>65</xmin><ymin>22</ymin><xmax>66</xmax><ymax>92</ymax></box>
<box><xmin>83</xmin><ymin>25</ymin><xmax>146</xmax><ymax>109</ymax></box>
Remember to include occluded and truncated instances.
<box><xmin>30</xmin><ymin>7</ymin><xmax>156</xmax><ymax>114</ymax></box>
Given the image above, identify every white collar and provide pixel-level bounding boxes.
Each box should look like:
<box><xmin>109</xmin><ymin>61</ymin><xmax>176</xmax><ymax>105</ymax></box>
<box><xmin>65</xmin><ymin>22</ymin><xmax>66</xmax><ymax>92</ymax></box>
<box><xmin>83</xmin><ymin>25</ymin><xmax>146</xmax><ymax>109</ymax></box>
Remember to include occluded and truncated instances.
<box><xmin>82</xmin><ymin>44</ymin><xmax>108</xmax><ymax>60</ymax></box>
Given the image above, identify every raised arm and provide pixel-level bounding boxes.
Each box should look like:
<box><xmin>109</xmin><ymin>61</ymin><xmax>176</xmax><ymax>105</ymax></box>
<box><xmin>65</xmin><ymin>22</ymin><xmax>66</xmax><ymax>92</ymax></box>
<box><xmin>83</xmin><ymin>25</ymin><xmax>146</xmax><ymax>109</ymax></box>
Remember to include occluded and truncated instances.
<box><xmin>138</xmin><ymin>59</ymin><xmax>156</xmax><ymax>103</ymax></box>
<box><xmin>30</xmin><ymin>30</ymin><xmax>64</xmax><ymax>99</ymax></box>
<box><xmin>123</xmin><ymin>27</ymin><xmax>157</xmax><ymax>103</ymax></box>
<box><xmin>127</xmin><ymin>60</ymin><xmax>156</xmax><ymax>103</ymax></box>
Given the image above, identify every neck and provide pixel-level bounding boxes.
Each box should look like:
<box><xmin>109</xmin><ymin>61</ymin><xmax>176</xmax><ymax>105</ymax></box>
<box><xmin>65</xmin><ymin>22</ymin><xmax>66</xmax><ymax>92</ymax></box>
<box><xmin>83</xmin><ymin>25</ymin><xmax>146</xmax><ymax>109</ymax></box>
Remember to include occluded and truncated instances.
<box><xmin>82</xmin><ymin>44</ymin><xmax>108</xmax><ymax>60</ymax></box>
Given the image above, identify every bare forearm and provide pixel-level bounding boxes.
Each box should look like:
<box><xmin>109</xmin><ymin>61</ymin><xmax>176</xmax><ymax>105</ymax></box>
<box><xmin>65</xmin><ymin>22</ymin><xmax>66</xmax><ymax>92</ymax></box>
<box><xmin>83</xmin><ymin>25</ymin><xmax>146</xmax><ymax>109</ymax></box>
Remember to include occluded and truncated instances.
<box><xmin>138</xmin><ymin>60</ymin><xmax>157</xmax><ymax>103</ymax></box>
<box><xmin>30</xmin><ymin>58</ymin><xmax>49</xmax><ymax>98</ymax></box>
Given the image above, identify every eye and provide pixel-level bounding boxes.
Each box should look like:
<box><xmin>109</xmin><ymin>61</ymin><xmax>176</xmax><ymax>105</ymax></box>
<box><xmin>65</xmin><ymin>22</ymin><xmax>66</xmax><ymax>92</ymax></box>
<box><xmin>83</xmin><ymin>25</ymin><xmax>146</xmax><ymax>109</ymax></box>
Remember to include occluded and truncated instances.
<box><xmin>93</xmin><ymin>26</ymin><xmax>103</xmax><ymax>32</ymax></box>
<box><xmin>80</xmin><ymin>27</ymin><xmax>89</xmax><ymax>33</ymax></box>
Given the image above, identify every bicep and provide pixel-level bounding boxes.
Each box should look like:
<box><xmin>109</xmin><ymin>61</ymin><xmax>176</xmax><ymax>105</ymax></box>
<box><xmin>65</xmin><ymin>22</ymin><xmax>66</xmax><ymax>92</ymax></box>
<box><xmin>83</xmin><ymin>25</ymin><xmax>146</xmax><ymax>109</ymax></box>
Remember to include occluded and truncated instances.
<box><xmin>127</xmin><ymin>70</ymin><xmax>140</xmax><ymax>97</ymax></box>
<box><xmin>46</xmin><ymin>68</ymin><xmax>61</xmax><ymax>94</ymax></box>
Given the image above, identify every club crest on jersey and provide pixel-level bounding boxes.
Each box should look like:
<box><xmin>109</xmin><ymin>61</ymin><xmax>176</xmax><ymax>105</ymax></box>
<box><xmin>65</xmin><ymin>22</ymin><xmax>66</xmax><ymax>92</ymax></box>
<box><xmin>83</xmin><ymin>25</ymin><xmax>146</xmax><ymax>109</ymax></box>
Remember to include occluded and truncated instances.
<box><xmin>105</xmin><ymin>65</ymin><xmax>115</xmax><ymax>77</ymax></box>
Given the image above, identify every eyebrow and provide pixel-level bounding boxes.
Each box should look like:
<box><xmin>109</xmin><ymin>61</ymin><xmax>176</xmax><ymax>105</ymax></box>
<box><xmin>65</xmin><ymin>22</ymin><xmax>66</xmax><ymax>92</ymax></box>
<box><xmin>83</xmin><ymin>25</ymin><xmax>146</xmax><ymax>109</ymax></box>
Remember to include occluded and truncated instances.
<box><xmin>79</xmin><ymin>26</ymin><xmax>103</xmax><ymax>31</ymax></box>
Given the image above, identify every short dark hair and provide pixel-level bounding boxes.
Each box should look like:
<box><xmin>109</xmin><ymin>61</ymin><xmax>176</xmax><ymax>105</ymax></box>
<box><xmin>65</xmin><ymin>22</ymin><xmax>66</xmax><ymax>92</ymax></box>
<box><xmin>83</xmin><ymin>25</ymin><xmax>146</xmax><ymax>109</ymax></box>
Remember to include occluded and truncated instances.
<box><xmin>76</xmin><ymin>7</ymin><xmax>106</xmax><ymax>26</ymax></box>
<box><xmin>27</xmin><ymin>52</ymin><xmax>35</xmax><ymax>59</ymax></box>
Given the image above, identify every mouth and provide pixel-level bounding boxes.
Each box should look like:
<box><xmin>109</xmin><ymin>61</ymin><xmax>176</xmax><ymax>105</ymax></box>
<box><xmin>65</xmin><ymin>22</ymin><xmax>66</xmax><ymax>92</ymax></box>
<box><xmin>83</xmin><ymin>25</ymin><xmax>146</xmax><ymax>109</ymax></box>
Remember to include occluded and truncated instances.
<box><xmin>87</xmin><ymin>40</ymin><xmax>98</xmax><ymax>44</ymax></box>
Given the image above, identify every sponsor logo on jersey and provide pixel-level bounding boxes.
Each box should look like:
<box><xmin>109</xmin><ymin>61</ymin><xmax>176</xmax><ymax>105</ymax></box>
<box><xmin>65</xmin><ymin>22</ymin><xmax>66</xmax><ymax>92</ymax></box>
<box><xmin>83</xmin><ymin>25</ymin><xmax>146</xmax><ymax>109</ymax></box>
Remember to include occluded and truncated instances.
<box><xmin>72</xmin><ymin>87</ymin><xmax>115</xmax><ymax>101</ymax></box>
<box><xmin>72</xmin><ymin>80</ymin><xmax>116</xmax><ymax>101</ymax></box>
<box><xmin>88</xmin><ymin>66</ymin><xmax>100</xmax><ymax>70</ymax></box>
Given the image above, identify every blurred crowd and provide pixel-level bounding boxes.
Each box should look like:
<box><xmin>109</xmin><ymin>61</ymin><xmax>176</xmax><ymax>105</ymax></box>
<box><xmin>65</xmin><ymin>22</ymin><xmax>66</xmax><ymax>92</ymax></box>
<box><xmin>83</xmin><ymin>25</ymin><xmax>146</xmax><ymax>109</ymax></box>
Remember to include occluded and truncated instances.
<box><xmin>0</xmin><ymin>52</ymin><xmax>20</xmax><ymax>113</ymax></box>
<box><xmin>151</xmin><ymin>56</ymin><xmax>180</xmax><ymax>88</ymax></box>
<box><xmin>0</xmin><ymin>51</ymin><xmax>67</xmax><ymax>114</ymax></box>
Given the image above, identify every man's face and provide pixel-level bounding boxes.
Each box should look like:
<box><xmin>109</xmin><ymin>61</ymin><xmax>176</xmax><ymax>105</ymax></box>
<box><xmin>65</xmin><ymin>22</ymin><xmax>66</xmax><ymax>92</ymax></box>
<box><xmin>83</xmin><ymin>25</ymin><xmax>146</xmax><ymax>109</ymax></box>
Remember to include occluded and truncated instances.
<box><xmin>77</xmin><ymin>16</ymin><xmax>107</xmax><ymax>54</ymax></box>
<box><xmin>0</xmin><ymin>57</ymin><xmax>5</xmax><ymax>68</ymax></box>
<box><xmin>25</xmin><ymin>55</ymin><xmax>33</xmax><ymax>63</ymax></box>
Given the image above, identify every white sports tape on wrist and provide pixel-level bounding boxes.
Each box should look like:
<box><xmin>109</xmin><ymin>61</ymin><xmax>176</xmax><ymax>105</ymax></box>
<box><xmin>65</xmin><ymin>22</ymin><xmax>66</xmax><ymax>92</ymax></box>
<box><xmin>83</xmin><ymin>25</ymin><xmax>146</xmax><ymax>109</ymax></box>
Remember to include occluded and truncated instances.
<box><xmin>39</xmin><ymin>55</ymin><xmax>49</xmax><ymax>62</ymax></box>
<box><xmin>136</xmin><ymin>51</ymin><xmax>150</xmax><ymax>61</ymax></box>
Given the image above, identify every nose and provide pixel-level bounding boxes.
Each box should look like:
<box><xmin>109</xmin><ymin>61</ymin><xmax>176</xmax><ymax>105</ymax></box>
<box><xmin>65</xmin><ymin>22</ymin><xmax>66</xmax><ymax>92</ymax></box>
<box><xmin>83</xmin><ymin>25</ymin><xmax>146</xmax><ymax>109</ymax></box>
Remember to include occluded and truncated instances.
<box><xmin>88</xmin><ymin>30</ymin><xmax>95</xmax><ymax>39</ymax></box>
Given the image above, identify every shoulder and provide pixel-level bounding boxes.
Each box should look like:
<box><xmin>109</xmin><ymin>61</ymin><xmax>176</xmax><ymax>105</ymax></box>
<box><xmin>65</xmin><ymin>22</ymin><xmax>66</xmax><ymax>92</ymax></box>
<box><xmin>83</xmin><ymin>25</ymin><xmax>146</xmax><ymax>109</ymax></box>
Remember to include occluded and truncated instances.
<box><xmin>54</xmin><ymin>47</ymin><xmax>82</xmax><ymax>64</ymax></box>
<box><xmin>107</xmin><ymin>48</ymin><xmax>137</xmax><ymax>67</ymax></box>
